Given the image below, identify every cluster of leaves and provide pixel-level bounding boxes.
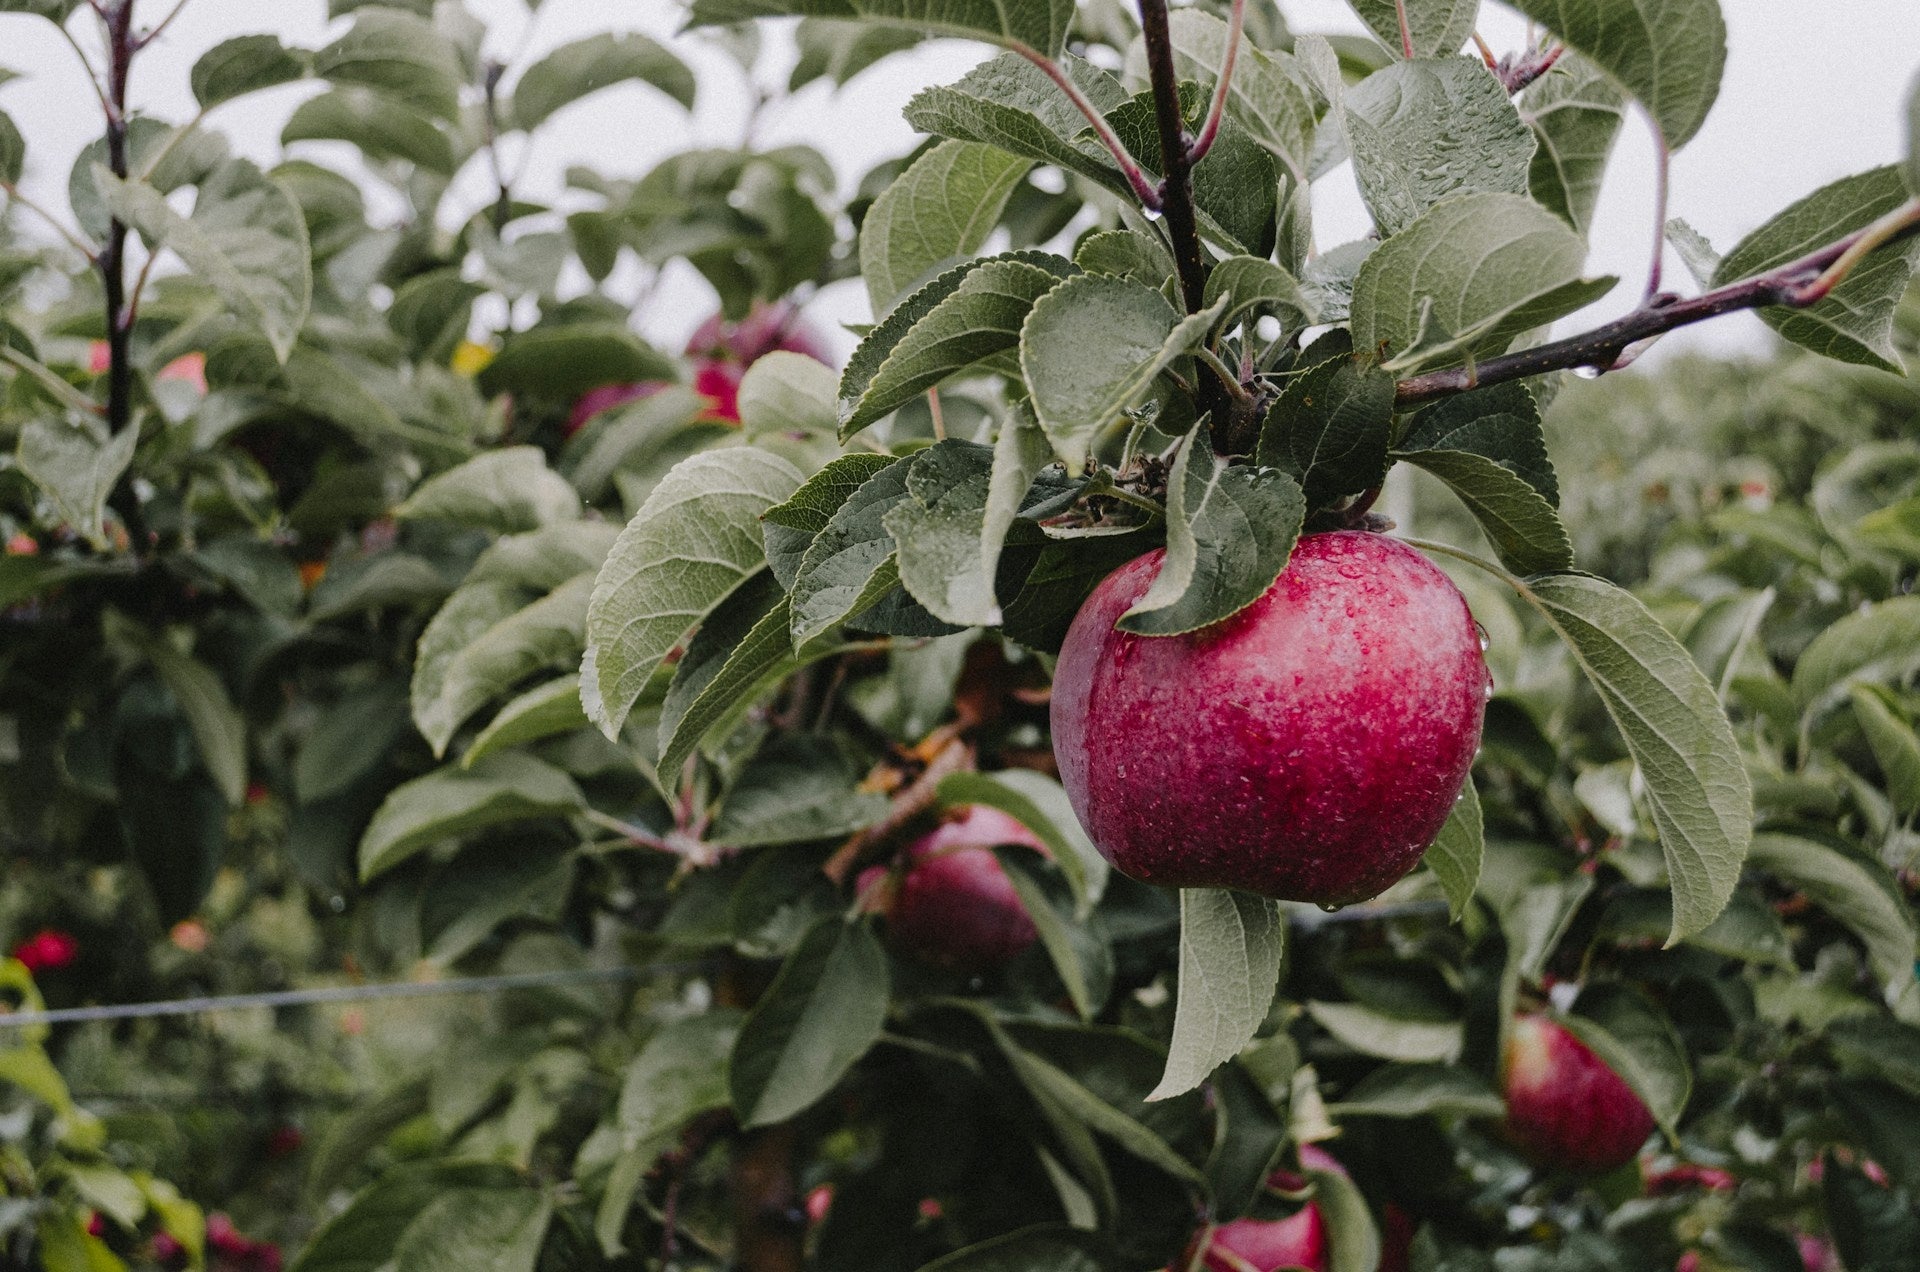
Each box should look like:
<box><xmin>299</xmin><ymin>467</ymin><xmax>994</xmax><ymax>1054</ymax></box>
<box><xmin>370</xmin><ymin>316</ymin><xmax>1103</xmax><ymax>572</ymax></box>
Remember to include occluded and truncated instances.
<box><xmin>0</xmin><ymin>0</ymin><xmax>1915</xmax><ymax>1269</ymax></box>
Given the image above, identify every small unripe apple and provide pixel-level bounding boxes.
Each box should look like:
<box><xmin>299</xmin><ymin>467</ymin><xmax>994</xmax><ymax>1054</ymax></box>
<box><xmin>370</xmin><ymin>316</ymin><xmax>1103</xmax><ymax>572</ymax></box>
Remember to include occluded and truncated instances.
<box><xmin>857</xmin><ymin>806</ymin><xmax>1047</xmax><ymax>970</ymax></box>
<box><xmin>684</xmin><ymin>300</ymin><xmax>832</xmax><ymax>424</ymax></box>
<box><xmin>1501</xmin><ymin>1014</ymin><xmax>1655</xmax><ymax>1174</ymax></box>
<box><xmin>1051</xmin><ymin>531</ymin><xmax>1487</xmax><ymax>906</ymax></box>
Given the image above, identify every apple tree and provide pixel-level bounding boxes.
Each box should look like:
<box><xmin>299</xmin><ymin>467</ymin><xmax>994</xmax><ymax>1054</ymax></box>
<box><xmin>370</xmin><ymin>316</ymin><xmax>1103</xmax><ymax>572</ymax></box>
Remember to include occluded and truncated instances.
<box><xmin>0</xmin><ymin>0</ymin><xmax>1917</xmax><ymax>1269</ymax></box>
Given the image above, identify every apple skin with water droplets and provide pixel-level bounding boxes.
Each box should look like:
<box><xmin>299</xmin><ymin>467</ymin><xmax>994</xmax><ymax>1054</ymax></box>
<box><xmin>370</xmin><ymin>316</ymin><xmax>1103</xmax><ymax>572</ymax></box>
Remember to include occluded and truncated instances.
<box><xmin>1501</xmin><ymin>1014</ymin><xmax>1657</xmax><ymax>1174</ymax></box>
<box><xmin>1050</xmin><ymin>530</ymin><xmax>1488</xmax><ymax>907</ymax></box>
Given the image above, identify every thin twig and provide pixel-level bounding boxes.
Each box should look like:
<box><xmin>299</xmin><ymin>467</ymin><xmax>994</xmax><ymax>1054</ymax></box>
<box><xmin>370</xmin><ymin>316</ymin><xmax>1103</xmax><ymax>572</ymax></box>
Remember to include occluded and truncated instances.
<box><xmin>1393</xmin><ymin>196</ymin><xmax>1920</xmax><ymax>407</ymax></box>
<box><xmin>1394</xmin><ymin>0</ymin><xmax>1415</xmax><ymax>59</ymax></box>
<box><xmin>124</xmin><ymin>243</ymin><xmax>160</xmax><ymax>326</ymax></box>
<box><xmin>581</xmin><ymin>808</ymin><xmax>674</xmax><ymax>853</ymax></box>
<box><xmin>1008</xmin><ymin>42</ymin><xmax>1161</xmax><ymax>209</ymax></box>
<box><xmin>134</xmin><ymin>0</ymin><xmax>192</xmax><ymax>50</ymax></box>
<box><xmin>1642</xmin><ymin>116</ymin><xmax>1671</xmax><ymax>304</ymax></box>
<box><xmin>927</xmin><ymin>387</ymin><xmax>946</xmax><ymax>440</ymax></box>
<box><xmin>0</xmin><ymin>184</ymin><xmax>98</xmax><ymax>260</ymax></box>
<box><xmin>55</xmin><ymin>19</ymin><xmax>113</xmax><ymax>118</ymax></box>
<box><xmin>1187</xmin><ymin>0</ymin><xmax>1245</xmax><ymax>166</ymax></box>
<box><xmin>1471</xmin><ymin>32</ymin><xmax>1498</xmax><ymax>69</ymax></box>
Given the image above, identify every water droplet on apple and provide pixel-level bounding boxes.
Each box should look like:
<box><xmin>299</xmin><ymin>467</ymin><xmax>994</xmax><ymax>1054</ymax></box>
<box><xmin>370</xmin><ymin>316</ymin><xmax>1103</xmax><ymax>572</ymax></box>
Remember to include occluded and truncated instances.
<box><xmin>1573</xmin><ymin>365</ymin><xmax>1603</xmax><ymax>380</ymax></box>
<box><xmin>1483</xmin><ymin>670</ymin><xmax>1496</xmax><ymax>702</ymax></box>
<box><xmin>1474</xmin><ymin>621</ymin><xmax>1490</xmax><ymax>652</ymax></box>
<box><xmin>1318</xmin><ymin>902</ymin><xmax>1344</xmax><ymax>914</ymax></box>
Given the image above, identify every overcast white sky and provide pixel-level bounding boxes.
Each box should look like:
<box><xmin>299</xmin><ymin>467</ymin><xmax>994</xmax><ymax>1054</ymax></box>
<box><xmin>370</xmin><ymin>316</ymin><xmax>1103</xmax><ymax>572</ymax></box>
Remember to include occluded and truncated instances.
<box><xmin>2</xmin><ymin>0</ymin><xmax>1916</xmax><ymax>364</ymax></box>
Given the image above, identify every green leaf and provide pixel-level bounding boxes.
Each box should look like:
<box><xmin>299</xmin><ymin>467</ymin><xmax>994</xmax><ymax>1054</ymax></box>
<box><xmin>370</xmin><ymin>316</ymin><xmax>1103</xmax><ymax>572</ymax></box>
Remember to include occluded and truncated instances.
<box><xmin>1150</xmin><ymin>888</ymin><xmax>1286</xmax><ymax>1100</ymax></box>
<box><xmin>289</xmin><ymin>1164</ymin><xmax>517</xmax><ymax>1272</ymax></box>
<box><xmin>511</xmin><ymin>32</ymin><xmax>693</xmax><ymax>131</ymax></box>
<box><xmin>413</xmin><ymin>580</ymin><xmax>527</xmax><ymax>744</ymax></box>
<box><xmin>788</xmin><ymin>458</ymin><xmax>929</xmax><ymax>647</ymax></box>
<box><xmin>358</xmin><ymin>753</ymin><xmax>585</xmax><ymax>881</ymax></box>
<box><xmin>1118</xmin><ymin>444</ymin><xmax>1305</xmax><ymax>637</ymax></box>
<box><xmin>284</xmin><ymin>87</ymin><xmax>455</xmax><ymax>173</ymax></box>
<box><xmin>1562</xmin><ymin>983</ymin><xmax>1691</xmax><ymax>1139</ymax></box>
<box><xmin>298</xmin><ymin>680</ymin><xmax>411</xmax><ymax>802</ymax></box>
<box><xmin>307</xmin><ymin>553</ymin><xmax>452</xmax><ymax>621</ymax></box>
<box><xmin>1852</xmin><ymin>685</ymin><xmax>1920</xmax><ymax>815</ymax></box>
<box><xmin>98</xmin><ymin>159</ymin><xmax>312</xmax><ymax>363</ymax></box>
<box><xmin>1792</xmin><ymin>596</ymin><xmax>1920</xmax><ymax>721</ymax></box>
<box><xmin>839</xmin><ymin>251</ymin><xmax>1078</xmax><ymax>438</ymax></box>
<box><xmin>1307</xmin><ymin>1000</ymin><xmax>1462</xmax><ymax>1062</ymax></box>
<box><xmin>1400</xmin><ymin>451</ymin><xmax>1574</xmax><ymax>574</ymax></box>
<box><xmin>1022</xmin><ymin>274</ymin><xmax>1224</xmax><ymax>473</ymax></box>
<box><xmin>686</xmin><ymin>0</ymin><xmax>1076</xmax><ymax>58</ymax></box>
<box><xmin>1713</xmin><ymin>166</ymin><xmax>1920</xmax><ymax>373</ymax></box>
<box><xmin>416</xmin><ymin>576</ymin><xmax>592</xmax><ymax>759</ymax></box>
<box><xmin>658</xmin><ymin>584</ymin><xmax>855</xmax><ymax>779</ymax></box>
<box><xmin>192</xmin><ymin>34</ymin><xmax>309</xmax><ymax>109</ymax></box>
<box><xmin>1203</xmin><ymin>255</ymin><xmax>1316</xmax><ymax>337</ymax></box>
<box><xmin>1150</xmin><ymin>10</ymin><xmax>1318</xmax><ymax>183</ymax></box>
<box><xmin>1103</xmin><ymin>84</ymin><xmax>1280</xmax><ymax>257</ymax></box>
<box><xmin>1398</xmin><ymin>381</ymin><xmax>1559</xmax><ymax>502</ymax></box>
<box><xmin>999</xmin><ymin>852</ymin><xmax>1112</xmax><ymax>1020</ymax></box>
<box><xmin>762</xmin><ymin>453</ymin><xmax>897</xmax><ymax>590</ymax></box>
<box><xmin>398</xmin><ymin>448</ymin><xmax>580</xmax><ymax>534</ymax></box>
<box><xmin>1351</xmin><ymin>192</ymin><xmax>1616</xmax><ymax>372</ymax></box>
<box><xmin>1747</xmin><ymin>832</ymin><xmax>1916</xmax><ymax>1000</ymax></box>
<box><xmin>618</xmin><ymin>1012</ymin><xmax>738</xmax><ymax>1152</ymax></box>
<box><xmin>1001</xmin><ymin>527</ymin><xmax>1160</xmax><ymax>653</ymax></box>
<box><xmin>903</xmin><ymin>53</ymin><xmax>1131</xmax><ymax>194</ymax></box>
<box><xmin>582</xmin><ymin>449</ymin><xmax>802</xmax><ymax>737</ymax></box>
<box><xmin>1423</xmin><ymin>777</ymin><xmax>1483</xmax><ymax>921</ymax></box>
<box><xmin>737</xmin><ymin>351</ymin><xmax>838</xmax><ymax>440</ymax></box>
<box><xmin>730</xmin><ymin>918</ymin><xmax>889</xmax><ymax>1127</ymax></box>
<box><xmin>860</xmin><ymin>140</ymin><xmax>1032</xmax><ymax>315</ymax></box>
<box><xmin>477</xmin><ymin>325</ymin><xmax>676</xmax><ymax>401</ymax></box>
<box><xmin>1830</xmin><ymin>1078</ymin><xmax>1920</xmax><ymax>1192</ymax></box>
<box><xmin>0</xmin><ymin>105</ymin><xmax>24</xmax><ymax>186</ymax></box>
<box><xmin>915</xmin><ymin>1226</ymin><xmax>1110</xmax><ymax>1272</ymax></box>
<box><xmin>1521</xmin><ymin>574</ymin><xmax>1752</xmax><ymax>942</ymax></box>
<box><xmin>313</xmin><ymin>6</ymin><xmax>464</xmax><ymax>120</ymax></box>
<box><xmin>883</xmin><ymin>433</ymin><xmax>1044</xmax><ymax>628</ymax></box>
<box><xmin>461</xmin><ymin>676</ymin><xmax>587</xmax><ymax>769</ymax></box>
<box><xmin>708</xmin><ymin>738</ymin><xmax>888</xmax><ymax>848</ymax></box>
<box><xmin>113</xmin><ymin>617</ymin><xmax>249</xmax><ymax>807</ymax></box>
<box><xmin>789</xmin><ymin>19</ymin><xmax>923</xmax><ymax>91</ymax></box>
<box><xmin>1345</xmin><ymin>57</ymin><xmax>1537</xmax><ymax>237</ymax></box>
<box><xmin>1522</xmin><ymin>54</ymin><xmax>1626</xmax><ymax>237</ymax></box>
<box><xmin>1328</xmin><ymin>1061</ymin><xmax>1503</xmax><ymax>1118</ymax></box>
<box><xmin>0</xmin><ymin>1</ymin><xmax>85</xmax><ymax>20</ymax></box>
<box><xmin>1504</xmin><ymin>0</ymin><xmax>1726</xmax><ymax>147</ymax></box>
<box><xmin>1255</xmin><ymin>351</ymin><xmax>1395</xmax><ymax>510</ymax></box>
<box><xmin>390</xmin><ymin>1189</ymin><xmax>553</xmax><ymax>1272</ymax></box>
<box><xmin>16</xmin><ymin>417</ymin><xmax>137</xmax><ymax>550</ymax></box>
<box><xmin>997</xmin><ymin>1033</ymin><xmax>1205</xmax><ymax>1186</ymax></box>
<box><xmin>1346</xmin><ymin>0</ymin><xmax>1477</xmax><ymax>58</ymax></box>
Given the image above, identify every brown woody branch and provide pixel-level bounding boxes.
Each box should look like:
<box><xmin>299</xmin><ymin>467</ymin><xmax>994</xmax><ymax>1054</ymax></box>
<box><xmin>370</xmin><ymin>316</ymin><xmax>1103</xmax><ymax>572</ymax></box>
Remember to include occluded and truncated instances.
<box><xmin>1393</xmin><ymin>196</ymin><xmax>1920</xmax><ymax>408</ymax></box>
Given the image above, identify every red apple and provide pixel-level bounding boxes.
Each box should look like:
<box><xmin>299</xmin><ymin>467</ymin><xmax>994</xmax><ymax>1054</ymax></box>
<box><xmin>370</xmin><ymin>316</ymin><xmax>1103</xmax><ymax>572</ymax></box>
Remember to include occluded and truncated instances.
<box><xmin>1050</xmin><ymin>531</ymin><xmax>1487</xmax><ymax>906</ymax></box>
<box><xmin>565</xmin><ymin>380</ymin><xmax>669</xmax><ymax>437</ymax></box>
<box><xmin>857</xmin><ymin>805</ymin><xmax>1048</xmax><ymax>970</ymax></box>
<box><xmin>11</xmin><ymin>928</ymin><xmax>78</xmax><ymax>973</ymax></box>
<box><xmin>683</xmin><ymin>300</ymin><xmax>832</xmax><ymax>424</ymax></box>
<box><xmin>1193</xmin><ymin>1206</ymin><xmax>1328</xmax><ymax>1272</ymax></box>
<box><xmin>1501</xmin><ymin>1014</ymin><xmax>1655</xmax><ymax>1174</ymax></box>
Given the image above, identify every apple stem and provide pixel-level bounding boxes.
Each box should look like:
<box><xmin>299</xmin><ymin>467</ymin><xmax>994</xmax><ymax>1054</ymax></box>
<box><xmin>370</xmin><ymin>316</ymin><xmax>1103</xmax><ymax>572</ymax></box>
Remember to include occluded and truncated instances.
<box><xmin>1394</xmin><ymin>0</ymin><xmax>1415</xmax><ymax>59</ymax></box>
<box><xmin>1186</xmin><ymin>0</ymin><xmax>1247</xmax><ymax>167</ymax></box>
<box><xmin>1393</xmin><ymin>196</ymin><xmax>1920</xmax><ymax>407</ymax></box>
<box><xmin>1008</xmin><ymin>42</ymin><xmax>1163</xmax><ymax>210</ymax></box>
<box><xmin>1641</xmin><ymin>118</ymin><xmax>1672</xmax><ymax>305</ymax></box>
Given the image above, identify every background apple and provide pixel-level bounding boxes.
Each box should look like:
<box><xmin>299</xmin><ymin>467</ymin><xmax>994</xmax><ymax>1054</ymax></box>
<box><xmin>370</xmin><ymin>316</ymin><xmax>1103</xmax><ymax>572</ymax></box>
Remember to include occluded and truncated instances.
<box><xmin>683</xmin><ymin>300</ymin><xmax>833</xmax><ymax>424</ymax></box>
<box><xmin>1502</xmin><ymin>1014</ymin><xmax>1656</xmax><ymax>1174</ymax></box>
<box><xmin>1052</xmin><ymin>531</ymin><xmax>1487</xmax><ymax>905</ymax></box>
<box><xmin>857</xmin><ymin>805</ymin><xmax>1047</xmax><ymax>970</ymax></box>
